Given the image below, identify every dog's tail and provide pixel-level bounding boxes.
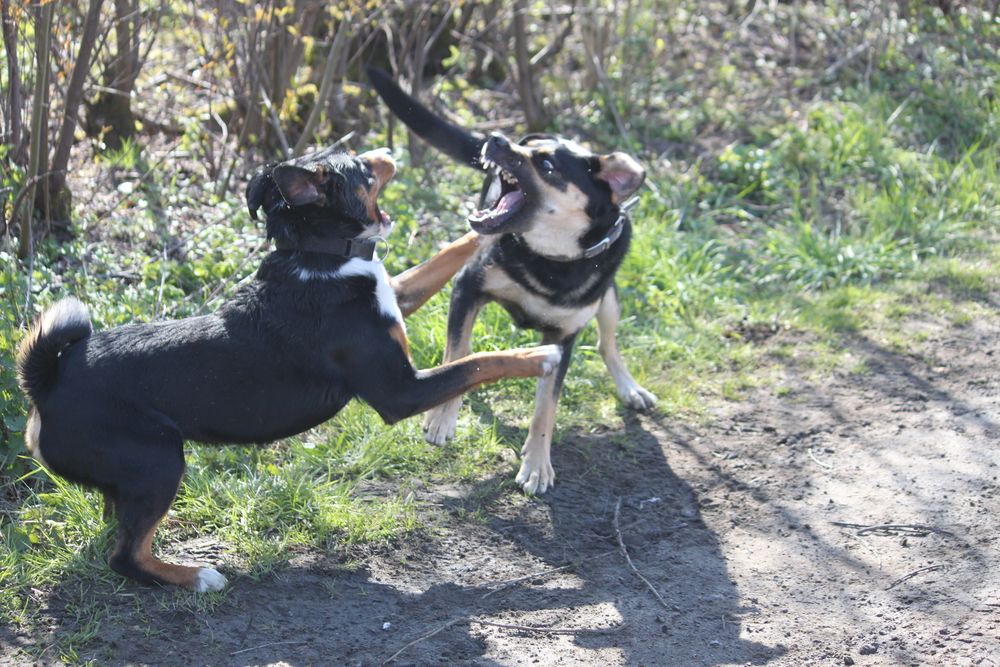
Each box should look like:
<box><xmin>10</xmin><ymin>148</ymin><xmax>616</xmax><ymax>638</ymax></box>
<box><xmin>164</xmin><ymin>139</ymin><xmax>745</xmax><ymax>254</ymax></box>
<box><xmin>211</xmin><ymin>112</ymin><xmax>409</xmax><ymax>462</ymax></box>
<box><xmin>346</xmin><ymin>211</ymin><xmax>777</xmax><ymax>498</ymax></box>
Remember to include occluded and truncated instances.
<box><xmin>367</xmin><ymin>66</ymin><xmax>485</xmax><ymax>169</ymax></box>
<box><xmin>16</xmin><ymin>297</ymin><xmax>92</xmax><ymax>406</ymax></box>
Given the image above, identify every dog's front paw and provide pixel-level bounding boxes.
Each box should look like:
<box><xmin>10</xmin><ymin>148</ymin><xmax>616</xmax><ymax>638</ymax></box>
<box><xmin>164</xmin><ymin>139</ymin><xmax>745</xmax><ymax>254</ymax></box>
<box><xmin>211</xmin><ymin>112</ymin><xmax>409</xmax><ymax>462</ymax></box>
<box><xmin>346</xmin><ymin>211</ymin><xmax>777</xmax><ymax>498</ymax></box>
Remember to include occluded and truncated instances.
<box><xmin>621</xmin><ymin>382</ymin><xmax>657</xmax><ymax>411</ymax></box>
<box><xmin>423</xmin><ymin>398</ymin><xmax>461</xmax><ymax>445</ymax></box>
<box><xmin>516</xmin><ymin>451</ymin><xmax>555</xmax><ymax>495</ymax></box>
<box><xmin>193</xmin><ymin>567</ymin><xmax>228</xmax><ymax>593</ymax></box>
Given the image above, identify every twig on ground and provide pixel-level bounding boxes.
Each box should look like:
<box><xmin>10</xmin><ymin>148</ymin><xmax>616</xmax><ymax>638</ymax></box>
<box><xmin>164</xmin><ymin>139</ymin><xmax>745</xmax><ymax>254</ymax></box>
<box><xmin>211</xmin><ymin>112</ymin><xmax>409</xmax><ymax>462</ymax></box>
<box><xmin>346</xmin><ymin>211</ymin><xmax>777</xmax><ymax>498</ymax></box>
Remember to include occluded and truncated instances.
<box><xmin>381</xmin><ymin>617</ymin><xmax>466</xmax><ymax>665</ymax></box>
<box><xmin>229</xmin><ymin>639</ymin><xmax>307</xmax><ymax>656</ymax></box>
<box><xmin>886</xmin><ymin>564</ymin><xmax>945</xmax><ymax>590</ymax></box>
<box><xmin>831</xmin><ymin>522</ymin><xmax>956</xmax><ymax>538</ymax></box>
<box><xmin>613</xmin><ymin>497</ymin><xmax>670</xmax><ymax>610</ymax></box>
<box><xmin>472</xmin><ymin>619</ymin><xmax>626</xmax><ymax>635</ymax></box>
<box><xmin>807</xmin><ymin>447</ymin><xmax>834</xmax><ymax>469</ymax></box>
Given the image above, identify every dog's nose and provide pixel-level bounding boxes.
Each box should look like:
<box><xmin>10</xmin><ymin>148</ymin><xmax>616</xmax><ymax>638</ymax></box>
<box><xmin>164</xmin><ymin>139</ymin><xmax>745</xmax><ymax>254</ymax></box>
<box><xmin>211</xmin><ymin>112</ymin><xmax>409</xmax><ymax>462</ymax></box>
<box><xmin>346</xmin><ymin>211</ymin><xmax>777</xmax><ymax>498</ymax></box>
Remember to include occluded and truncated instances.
<box><xmin>487</xmin><ymin>133</ymin><xmax>511</xmax><ymax>153</ymax></box>
<box><xmin>360</xmin><ymin>148</ymin><xmax>396</xmax><ymax>184</ymax></box>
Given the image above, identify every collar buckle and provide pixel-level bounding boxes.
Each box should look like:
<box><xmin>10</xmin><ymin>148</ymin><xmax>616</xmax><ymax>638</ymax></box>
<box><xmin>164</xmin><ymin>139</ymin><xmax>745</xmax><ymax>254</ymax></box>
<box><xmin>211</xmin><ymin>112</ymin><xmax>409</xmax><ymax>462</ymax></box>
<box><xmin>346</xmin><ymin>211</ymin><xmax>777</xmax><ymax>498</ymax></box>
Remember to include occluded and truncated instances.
<box><xmin>582</xmin><ymin>237</ymin><xmax>611</xmax><ymax>259</ymax></box>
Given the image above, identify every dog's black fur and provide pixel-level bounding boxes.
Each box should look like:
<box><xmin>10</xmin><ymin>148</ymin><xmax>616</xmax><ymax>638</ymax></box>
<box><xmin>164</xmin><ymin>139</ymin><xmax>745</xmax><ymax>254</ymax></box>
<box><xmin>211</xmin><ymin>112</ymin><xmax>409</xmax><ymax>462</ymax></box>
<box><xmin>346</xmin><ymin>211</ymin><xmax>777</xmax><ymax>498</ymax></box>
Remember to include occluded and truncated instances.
<box><xmin>17</xmin><ymin>147</ymin><xmax>559</xmax><ymax>590</ymax></box>
<box><xmin>368</xmin><ymin>68</ymin><xmax>656</xmax><ymax>494</ymax></box>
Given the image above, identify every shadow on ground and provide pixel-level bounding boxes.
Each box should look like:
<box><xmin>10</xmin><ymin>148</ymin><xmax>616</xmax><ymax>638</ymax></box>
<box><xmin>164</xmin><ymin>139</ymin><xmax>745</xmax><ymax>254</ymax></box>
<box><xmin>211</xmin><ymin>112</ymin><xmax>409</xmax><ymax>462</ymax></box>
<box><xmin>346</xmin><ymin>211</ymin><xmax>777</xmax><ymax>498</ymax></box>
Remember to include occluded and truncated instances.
<box><xmin>2</xmin><ymin>414</ymin><xmax>780</xmax><ymax>666</ymax></box>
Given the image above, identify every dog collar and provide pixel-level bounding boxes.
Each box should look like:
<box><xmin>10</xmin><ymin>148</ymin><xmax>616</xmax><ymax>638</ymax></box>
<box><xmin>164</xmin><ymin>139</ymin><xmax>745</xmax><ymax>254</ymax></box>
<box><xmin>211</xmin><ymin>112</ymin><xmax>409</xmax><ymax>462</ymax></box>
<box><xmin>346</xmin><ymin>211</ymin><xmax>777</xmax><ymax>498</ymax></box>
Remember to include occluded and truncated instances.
<box><xmin>275</xmin><ymin>236</ymin><xmax>388</xmax><ymax>261</ymax></box>
<box><xmin>579</xmin><ymin>213</ymin><xmax>626</xmax><ymax>259</ymax></box>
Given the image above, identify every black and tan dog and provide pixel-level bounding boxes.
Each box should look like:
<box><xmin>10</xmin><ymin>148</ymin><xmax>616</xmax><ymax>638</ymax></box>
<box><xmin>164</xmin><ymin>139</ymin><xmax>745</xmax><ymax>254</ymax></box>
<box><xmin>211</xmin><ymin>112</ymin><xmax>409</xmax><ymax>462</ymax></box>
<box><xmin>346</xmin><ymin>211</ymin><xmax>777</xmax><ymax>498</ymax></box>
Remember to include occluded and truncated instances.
<box><xmin>16</xmin><ymin>146</ymin><xmax>561</xmax><ymax>591</ymax></box>
<box><xmin>368</xmin><ymin>69</ymin><xmax>656</xmax><ymax>495</ymax></box>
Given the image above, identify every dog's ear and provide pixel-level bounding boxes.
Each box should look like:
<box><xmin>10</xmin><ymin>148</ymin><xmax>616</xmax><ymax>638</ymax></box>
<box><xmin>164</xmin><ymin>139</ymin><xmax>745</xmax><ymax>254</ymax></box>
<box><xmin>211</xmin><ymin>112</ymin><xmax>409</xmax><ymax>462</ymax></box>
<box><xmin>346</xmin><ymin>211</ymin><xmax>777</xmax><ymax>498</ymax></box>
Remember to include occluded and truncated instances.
<box><xmin>596</xmin><ymin>153</ymin><xmax>645</xmax><ymax>203</ymax></box>
<box><xmin>245</xmin><ymin>171</ymin><xmax>273</xmax><ymax>220</ymax></box>
<box><xmin>272</xmin><ymin>165</ymin><xmax>326</xmax><ymax>207</ymax></box>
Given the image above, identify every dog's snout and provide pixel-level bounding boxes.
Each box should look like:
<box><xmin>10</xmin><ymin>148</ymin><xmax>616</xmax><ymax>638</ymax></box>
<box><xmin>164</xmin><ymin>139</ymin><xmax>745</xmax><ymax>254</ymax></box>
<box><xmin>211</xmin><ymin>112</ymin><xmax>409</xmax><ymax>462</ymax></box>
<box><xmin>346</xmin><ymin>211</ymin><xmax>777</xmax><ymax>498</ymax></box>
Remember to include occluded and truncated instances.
<box><xmin>485</xmin><ymin>133</ymin><xmax>524</xmax><ymax>169</ymax></box>
<box><xmin>487</xmin><ymin>133</ymin><xmax>511</xmax><ymax>152</ymax></box>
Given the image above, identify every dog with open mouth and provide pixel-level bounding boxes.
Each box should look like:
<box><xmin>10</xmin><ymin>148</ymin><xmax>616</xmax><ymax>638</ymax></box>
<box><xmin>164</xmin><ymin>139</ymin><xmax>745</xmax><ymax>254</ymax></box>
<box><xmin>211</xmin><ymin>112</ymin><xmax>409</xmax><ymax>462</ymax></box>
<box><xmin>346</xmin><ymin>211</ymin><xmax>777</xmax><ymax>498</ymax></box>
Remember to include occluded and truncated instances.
<box><xmin>16</xmin><ymin>146</ymin><xmax>562</xmax><ymax>591</ymax></box>
<box><xmin>368</xmin><ymin>68</ymin><xmax>657</xmax><ymax>495</ymax></box>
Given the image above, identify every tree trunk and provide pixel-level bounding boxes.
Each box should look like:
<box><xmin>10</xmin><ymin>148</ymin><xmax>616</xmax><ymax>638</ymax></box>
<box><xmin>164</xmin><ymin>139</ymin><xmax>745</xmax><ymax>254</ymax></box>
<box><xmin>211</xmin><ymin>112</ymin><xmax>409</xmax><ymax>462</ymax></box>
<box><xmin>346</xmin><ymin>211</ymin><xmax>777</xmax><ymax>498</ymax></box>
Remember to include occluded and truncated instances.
<box><xmin>87</xmin><ymin>0</ymin><xmax>140</xmax><ymax>150</ymax></box>
<box><xmin>18</xmin><ymin>2</ymin><xmax>54</xmax><ymax>260</ymax></box>
<box><xmin>293</xmin><ymin>21</ymin><xmax>347</xmax><ymax>156</ymax></box>
<box><xmin>512</xmin><ymin>0</ymin><xmax>548</xmax><ymax>131</ymax></box>
<box><xmin>1</xmin><ymin>0</ymin><xmax>25</xmax><ymax>165</ymax></box>
<box><xmin>46</xmin><ymin>0</ymin><xmax>105</xmax><ymax>228</ymax></box>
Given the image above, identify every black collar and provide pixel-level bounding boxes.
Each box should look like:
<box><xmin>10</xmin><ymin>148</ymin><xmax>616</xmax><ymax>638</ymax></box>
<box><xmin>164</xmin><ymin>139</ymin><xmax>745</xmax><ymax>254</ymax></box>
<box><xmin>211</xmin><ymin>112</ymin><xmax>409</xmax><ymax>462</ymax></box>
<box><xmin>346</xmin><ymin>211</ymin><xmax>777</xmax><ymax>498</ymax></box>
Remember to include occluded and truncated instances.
<box><xmin>579</xmin><ymin>213</ymin><xmax>626</xmax><ymax>259</ymax></box>
<box><xmin>517</xmin><ymin>211</ymin><xmax>627</xmax><ymax>262</ymax></box>
<box><xmin>275</xmin><ymin>237</ymin><xmax>379</xmax><ymax>261</ymax></box>
<box><xmin>266</xmin><ymin>197</ymin><xmax>380</xmax><ymax>260</ymax></box>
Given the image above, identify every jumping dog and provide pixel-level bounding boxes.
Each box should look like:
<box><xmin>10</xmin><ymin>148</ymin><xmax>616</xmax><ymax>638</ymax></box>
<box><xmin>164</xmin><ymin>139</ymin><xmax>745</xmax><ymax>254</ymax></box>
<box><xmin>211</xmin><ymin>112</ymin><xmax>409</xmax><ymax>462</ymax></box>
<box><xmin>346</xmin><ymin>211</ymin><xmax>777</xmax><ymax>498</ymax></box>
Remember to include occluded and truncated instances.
<box><xmin>16</xmin><ymin>146</ymin><xmax>561</xmax><ymax>590</ymax></box>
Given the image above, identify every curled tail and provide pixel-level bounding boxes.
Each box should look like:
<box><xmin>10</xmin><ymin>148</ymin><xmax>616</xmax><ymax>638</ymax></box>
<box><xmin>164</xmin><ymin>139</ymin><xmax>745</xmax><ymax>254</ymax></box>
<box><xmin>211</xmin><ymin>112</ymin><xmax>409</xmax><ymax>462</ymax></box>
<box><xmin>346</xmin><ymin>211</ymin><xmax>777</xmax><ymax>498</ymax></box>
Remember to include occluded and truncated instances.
<box><xmin>366</xmin><ymin>66</ymin><xmax>486</xmax><ymax>169</ymax></box>
<box><xmin>16</xmin><ymin>297</ymin><xmax>92</xmax><ymax>406</ymax></box>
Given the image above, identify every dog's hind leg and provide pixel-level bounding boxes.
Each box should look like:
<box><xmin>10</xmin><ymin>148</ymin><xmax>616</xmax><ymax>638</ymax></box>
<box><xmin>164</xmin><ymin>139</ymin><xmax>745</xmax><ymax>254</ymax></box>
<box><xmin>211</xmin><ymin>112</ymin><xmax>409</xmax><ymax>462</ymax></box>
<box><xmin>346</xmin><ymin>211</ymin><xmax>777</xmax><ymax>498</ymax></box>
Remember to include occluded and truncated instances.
<box><xmin>392</xmin><ymin>232</ymin><xmax>481</xmax><ymax>318</ymax></box>
<box><xmin>108</xmin><ymin>441</ymin><xmax>226</xmax><ymax>592</ymax></box>
<box><xmin>423</xmin><ymin>269</ymin><xmax>486</xmax><ymax>444</ymax></box>
<box><xmin>596</xmin><ymin>286</ymin><xmax>657</xmax><ymax>411</ymax></box>
<box><xmin>516</xmin><ymin>333</ymin><xmax>576</xmax><ymax>495</ymax></box>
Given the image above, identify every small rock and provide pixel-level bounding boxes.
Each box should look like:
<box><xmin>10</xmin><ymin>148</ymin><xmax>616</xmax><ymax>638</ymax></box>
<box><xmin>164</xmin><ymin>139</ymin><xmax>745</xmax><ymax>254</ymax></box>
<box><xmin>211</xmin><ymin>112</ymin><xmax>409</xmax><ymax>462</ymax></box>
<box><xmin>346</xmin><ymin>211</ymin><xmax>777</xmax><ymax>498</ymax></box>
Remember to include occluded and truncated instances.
<box><xmin>709</xmin><ymin>639</ymin><xmax>721</xmax><ymax>647</ymax></box>
<box><xmin>844</xmin><ymin>657</ymin><xmax>855</xmax><ymax>666</ymax></box>
<box><xmin>859</xmin><ymin>643</ymin><xmax>878</xmax><ymax>655</ymax></box>
<box><xmin>382</xmin><ymin>622</ymin><xmax>392</xmax><ymax>631</ymax></box>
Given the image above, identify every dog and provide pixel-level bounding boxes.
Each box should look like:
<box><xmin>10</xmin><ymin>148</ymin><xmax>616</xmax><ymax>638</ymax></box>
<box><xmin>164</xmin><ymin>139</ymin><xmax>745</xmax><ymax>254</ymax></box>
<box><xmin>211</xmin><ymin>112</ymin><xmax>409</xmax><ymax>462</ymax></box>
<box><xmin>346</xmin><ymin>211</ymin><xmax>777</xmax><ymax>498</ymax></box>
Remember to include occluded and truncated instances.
<box><xmin>368</xmin><ymin>68</ymin><xmax>657</xmax><ymax>495</ymax></box>
<box><xmin>16</xmin><ymin>146</ymin><xmax>562</xmax><ymax>591</ymax></box>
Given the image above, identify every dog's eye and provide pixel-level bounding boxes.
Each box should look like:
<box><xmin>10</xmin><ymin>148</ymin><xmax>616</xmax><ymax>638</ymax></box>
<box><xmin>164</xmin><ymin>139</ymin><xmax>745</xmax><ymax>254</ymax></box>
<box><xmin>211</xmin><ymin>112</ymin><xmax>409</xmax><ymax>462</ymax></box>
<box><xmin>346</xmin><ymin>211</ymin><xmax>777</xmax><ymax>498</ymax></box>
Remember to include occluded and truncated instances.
<box><xmin>541</xmin><ymin>159</ymin><xmax>554</xmax><ymax>173</ymax></box>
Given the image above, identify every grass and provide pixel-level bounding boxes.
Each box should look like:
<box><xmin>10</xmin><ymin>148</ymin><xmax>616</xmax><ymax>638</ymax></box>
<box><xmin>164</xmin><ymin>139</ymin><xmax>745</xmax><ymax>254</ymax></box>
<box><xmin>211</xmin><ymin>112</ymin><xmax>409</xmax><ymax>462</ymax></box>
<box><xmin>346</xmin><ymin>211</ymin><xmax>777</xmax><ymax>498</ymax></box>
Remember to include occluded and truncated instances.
<box><xmin>2</xmin><ymin>7</ymin><xmax>999</xmax><ymax>663</ymax></box>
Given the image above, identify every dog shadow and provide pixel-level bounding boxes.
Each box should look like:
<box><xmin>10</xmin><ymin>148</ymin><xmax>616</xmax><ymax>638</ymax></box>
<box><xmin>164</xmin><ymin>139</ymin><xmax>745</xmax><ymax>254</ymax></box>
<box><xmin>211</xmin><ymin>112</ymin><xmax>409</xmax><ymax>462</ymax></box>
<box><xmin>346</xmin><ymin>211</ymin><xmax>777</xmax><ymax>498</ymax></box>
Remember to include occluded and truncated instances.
<box><xmin>422</xmin><ymin>405</ymin><xmax>783</xmax><ymax>666</ymax></box>
<box><xmin>2</xmin><ymin>409</ymin><xmax>781</xmax><ymax>667</ymax></box>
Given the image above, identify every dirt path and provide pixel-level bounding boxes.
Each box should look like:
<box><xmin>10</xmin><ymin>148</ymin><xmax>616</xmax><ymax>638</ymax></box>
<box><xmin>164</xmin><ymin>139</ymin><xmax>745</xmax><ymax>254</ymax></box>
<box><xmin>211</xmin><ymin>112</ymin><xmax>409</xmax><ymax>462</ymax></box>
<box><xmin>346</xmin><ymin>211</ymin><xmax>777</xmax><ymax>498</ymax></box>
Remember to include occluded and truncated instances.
<box><xmin>5</xmin><ymin>311</ymin><xmax>999</xmax><ymax>666</ymax></box>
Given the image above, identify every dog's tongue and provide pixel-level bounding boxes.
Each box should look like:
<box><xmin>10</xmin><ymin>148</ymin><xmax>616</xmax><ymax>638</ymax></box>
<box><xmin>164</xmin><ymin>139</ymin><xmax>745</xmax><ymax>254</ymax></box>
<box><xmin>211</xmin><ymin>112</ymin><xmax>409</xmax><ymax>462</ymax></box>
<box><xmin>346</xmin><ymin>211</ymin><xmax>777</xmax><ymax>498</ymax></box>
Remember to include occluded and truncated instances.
<box><xmin>495</xmin><ymin>189</ymin><xmax>523</xmax><ymax>214</ymax></box>
<box><xmin>469</xmin><ymin>187</ymin><xmax>524</xmax><ymax>224</ymax></box>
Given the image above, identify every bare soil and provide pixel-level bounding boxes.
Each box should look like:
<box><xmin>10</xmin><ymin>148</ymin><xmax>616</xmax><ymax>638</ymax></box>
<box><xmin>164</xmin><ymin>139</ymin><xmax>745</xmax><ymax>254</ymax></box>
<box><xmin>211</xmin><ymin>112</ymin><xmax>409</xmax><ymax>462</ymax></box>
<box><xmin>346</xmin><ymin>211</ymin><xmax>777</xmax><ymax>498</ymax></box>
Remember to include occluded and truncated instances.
<box><xmin>4</xmin><ymin>310</ymin><xmax>999</xmax><ymax>666</ymax></box>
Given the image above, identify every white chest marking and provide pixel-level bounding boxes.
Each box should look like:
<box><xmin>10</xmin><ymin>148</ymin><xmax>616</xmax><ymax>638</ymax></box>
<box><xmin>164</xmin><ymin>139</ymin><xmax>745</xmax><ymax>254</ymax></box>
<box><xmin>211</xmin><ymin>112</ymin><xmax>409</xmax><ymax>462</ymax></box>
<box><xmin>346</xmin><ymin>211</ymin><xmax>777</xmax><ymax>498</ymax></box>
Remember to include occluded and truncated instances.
<box><xmin>297</xmin><ymin>259</ymin><xmax>402</xmax><ymax>323</ymax></box>
<box><xmin>483</xmin><ymin>268</ymin><xmax>599</xmax><ymax>335</ymax></box>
